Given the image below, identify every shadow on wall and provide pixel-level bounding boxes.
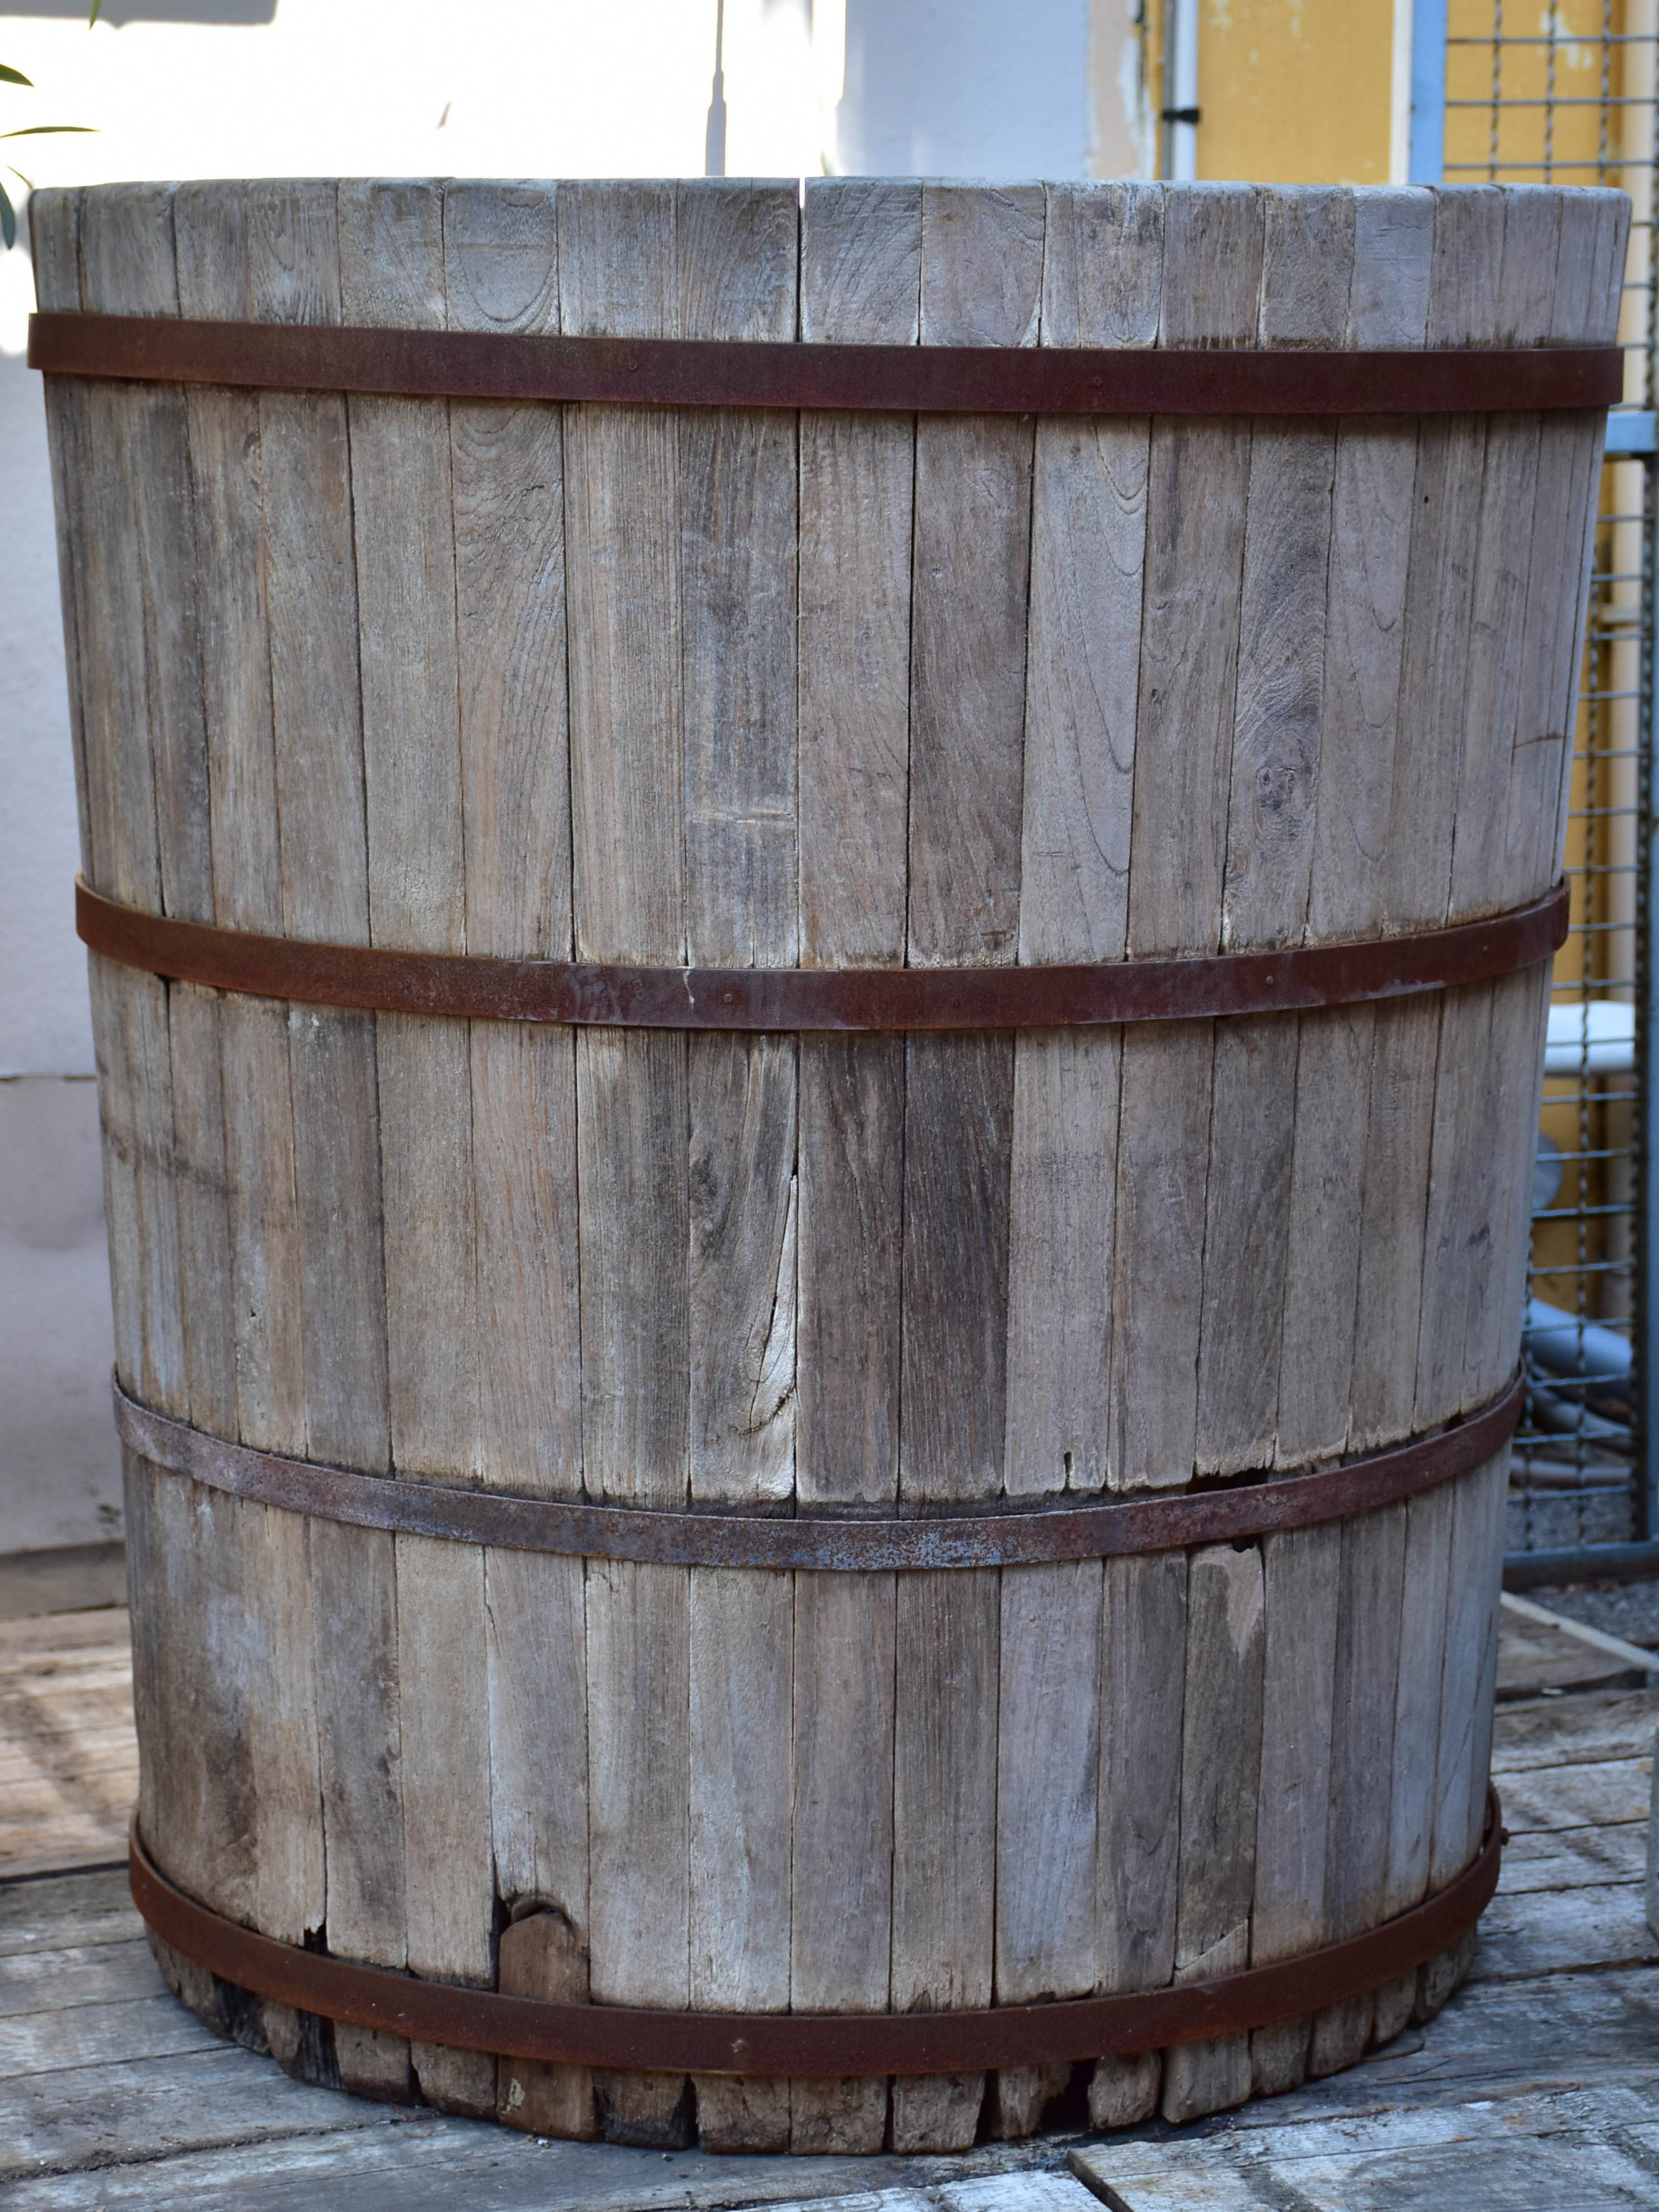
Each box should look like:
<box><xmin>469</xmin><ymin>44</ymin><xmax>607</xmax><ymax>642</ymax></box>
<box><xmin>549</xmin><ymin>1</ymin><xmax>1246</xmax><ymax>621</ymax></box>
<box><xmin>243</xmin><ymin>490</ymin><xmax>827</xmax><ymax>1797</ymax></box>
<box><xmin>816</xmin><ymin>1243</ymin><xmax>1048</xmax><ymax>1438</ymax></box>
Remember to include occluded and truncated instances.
<box><xmin>3</xmin><ymin>2</ymin><xmax>276</xmax><ymax>22</ymax></box>
<box><xmin>0</xmin><ymin>1078</ymin><xmax>121</xmax><ymax>1556</ymax></box>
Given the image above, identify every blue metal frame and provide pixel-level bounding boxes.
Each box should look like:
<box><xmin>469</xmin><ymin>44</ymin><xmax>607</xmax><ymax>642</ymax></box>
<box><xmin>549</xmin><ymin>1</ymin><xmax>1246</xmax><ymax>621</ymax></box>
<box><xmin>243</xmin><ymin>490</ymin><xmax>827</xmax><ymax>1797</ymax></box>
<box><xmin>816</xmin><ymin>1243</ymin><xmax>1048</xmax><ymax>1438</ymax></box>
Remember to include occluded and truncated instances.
<box><xmin>1637</xmin><ymin>434</ymin><xmax>1659</xmax><ymax>1563</ymax></box>
<box><xmin>1408</xmin><ymin>0</ymin><xmax>1448</xmax><ymax>184</ymax></box>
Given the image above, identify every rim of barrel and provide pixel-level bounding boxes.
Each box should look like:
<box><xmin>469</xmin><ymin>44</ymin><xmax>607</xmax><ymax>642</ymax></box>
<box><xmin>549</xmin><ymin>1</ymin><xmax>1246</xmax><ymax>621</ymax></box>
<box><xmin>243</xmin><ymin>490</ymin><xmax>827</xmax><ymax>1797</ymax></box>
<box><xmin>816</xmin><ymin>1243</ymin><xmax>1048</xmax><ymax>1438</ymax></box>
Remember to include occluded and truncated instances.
<box><xmin>113</xmin><ymin>1370</ymin><xmax>1521</xmax><ymax>1569</ymax></box>
<box><xmin>28</xmin><ymin>313</ymin><xmax>1625</xmax><ymax>416</ymax></box>
<box><xmin>128</xmin><ymin>1792</ymin><xmax>1501</xmax><ymax>2074</ymax></box>
<box><xmin>76</xmin><ymin>878</ymin><xmax>1569</xmax><ymax>1033</ymax></box>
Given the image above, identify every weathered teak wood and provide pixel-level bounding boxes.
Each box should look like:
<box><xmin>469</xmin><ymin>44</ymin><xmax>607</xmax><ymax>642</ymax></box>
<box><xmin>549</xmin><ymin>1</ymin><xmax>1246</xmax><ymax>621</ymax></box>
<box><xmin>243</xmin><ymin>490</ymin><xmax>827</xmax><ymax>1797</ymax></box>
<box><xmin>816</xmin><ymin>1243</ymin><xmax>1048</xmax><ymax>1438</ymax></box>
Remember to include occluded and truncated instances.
<box><xmin>438</xmin><ymin>178</ymin><xmax>594</xmax><ymax>2141</ymax></box>
<box><xmin>338</xmin><ymin>178</ymin><xmax>494</xmax><ymax>2123</ymax></box>
<box><xmin>73</xmin><ymin>180</ymin><xmax>238</xmax><ymax>2055</ymax></box>
<box><xmin>1119</xmin><ymin>181</ymin><xmax>1266</xmax><ymax>2131</ymax></box>
<box><xmin>889</xmin><ymin>180</ymin><xmax>1044</xmax><ymax>2159</ymax></box>
<box><xmin>254</xmin><ymin>179</ymin><xmax>408</xmax><ymax>2109</ymax></box>
<box><xmin>174</xmin><ymin>177</ymin><xmax>326</xmax><ymax>2077</ymax></box>
<box><xmin>790</xmin><ymin>174</ymin><xmax>916</xmax><ymax>2161</ymax></box>
<box><xmin>1298</xmin><ymin>179</ymin><xmax>1435</xmax><ymax>2041</ymax></box>
<box><xmin>681</xmin><ymin>179</ymin><xmax>800</xmax><ymax>2156</ymax></box>
<box><xmin>36</xmin><ymin>176</ymin><xmax>1615</xmax><ymax>2158</ymax></box>
<box><xmin>561</xmin><ymin>178</ymin><xmax>693</xmax><ymax>2151</ymax></box>
<box><xmin>996</xmin><ymin>176</ymin><xmax>1161</xmax><ymax>2146</ymax></box>
<box><xmin>1243</xmin><ymin>188</ymin><xmax>1354</xmax><ymax>2105</ymax></box>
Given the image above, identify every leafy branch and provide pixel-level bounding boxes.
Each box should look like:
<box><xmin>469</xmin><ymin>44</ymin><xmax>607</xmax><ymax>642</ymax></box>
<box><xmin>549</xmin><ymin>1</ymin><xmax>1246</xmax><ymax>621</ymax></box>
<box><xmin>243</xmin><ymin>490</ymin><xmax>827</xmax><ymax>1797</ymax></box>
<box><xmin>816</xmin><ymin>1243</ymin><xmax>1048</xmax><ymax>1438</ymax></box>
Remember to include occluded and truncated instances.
<box><xmin>1</xmin><ymin>9</ymin><xmax>101</xmax><ymax>251</ymax></box>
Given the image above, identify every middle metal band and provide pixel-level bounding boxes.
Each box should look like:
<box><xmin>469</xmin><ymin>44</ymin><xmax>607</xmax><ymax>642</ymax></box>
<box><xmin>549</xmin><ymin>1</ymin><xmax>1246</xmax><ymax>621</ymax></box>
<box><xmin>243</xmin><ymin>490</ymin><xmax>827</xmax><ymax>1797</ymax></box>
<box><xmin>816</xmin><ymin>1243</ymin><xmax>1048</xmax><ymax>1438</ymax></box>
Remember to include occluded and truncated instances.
<box><xmin>115</xmin><ymin>1372</ymin><xmax>1521</xmax><ymax>1571</ymax></box>
<box><xmin>77</xmin><ymin>876</ymin><xmax>1569</xmax><ymax>1033</ymax></box>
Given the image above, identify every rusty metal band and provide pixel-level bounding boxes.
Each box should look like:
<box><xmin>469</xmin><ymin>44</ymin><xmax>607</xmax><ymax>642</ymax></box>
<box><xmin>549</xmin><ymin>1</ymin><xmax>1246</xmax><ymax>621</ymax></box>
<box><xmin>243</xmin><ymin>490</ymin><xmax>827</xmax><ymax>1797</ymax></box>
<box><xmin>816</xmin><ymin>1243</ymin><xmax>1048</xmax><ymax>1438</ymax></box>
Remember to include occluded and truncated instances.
<box><xmin>78</xmin><ymin>879</ymin><xmax>1569</xmax><ymax>1034</ymax></box>
<box><xmin>131</xmin><ymin>1794</ymin><xmax>1501</xmax><ymax>2074</ymax></box>
<box><xmin>114</xmin><ymin>1371</ymin><xmax>1521</xmax><ymax>1571</ymax></box>
<box><xmin>29</xmin><ymin>312</ymin><xmax>1624</xmax><ymax>416</ymax></box>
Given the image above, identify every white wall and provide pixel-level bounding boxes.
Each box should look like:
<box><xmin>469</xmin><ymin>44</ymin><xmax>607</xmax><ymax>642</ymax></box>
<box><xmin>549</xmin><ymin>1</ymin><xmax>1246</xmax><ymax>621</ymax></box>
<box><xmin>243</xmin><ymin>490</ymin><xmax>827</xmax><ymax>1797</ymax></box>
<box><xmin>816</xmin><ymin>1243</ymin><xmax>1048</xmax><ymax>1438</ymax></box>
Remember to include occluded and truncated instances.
<box><xmin>0</xmin><ymin>346</ymin><xmax>86</xmax><ymax>1076</ymax></box>
<box><xmin>836</xmin><ymin>0</ymin><xmax>1093</xmax><ymax>178</ymax></box>
<box><xmin>0</xmin><ymin>0</ymin><xmax>1121</xmax><ymax>1554</ymax></box>
<box><xmin>0</xmin><ymin>208</ymin><xmax>114</xmax><ymax>1548</ymax></box>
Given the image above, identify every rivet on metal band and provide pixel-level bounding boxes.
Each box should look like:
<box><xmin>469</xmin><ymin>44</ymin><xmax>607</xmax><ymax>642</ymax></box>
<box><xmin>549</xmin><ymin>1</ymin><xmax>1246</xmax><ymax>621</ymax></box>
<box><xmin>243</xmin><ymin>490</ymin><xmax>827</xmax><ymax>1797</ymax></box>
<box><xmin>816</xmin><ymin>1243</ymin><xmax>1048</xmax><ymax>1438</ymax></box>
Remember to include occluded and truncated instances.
<box><xmin>130</xmin><ymin>1796</ymin><xmax>1502</xmax><ymax>2076</ymax></box>
<box><xmin>29</xmin><ymin>311</ymin><xmax>1625</xmax><ymax>418</ymax></box>
<box><xmin>114</xmin><ymin>1371</ymin><xmax>1521</xmax><ymax>1572</ymax></box>
<box><xmin>77</xmin><ymin>878</ymin><xmax>1568</xmax><ymax>1035</ymax></box>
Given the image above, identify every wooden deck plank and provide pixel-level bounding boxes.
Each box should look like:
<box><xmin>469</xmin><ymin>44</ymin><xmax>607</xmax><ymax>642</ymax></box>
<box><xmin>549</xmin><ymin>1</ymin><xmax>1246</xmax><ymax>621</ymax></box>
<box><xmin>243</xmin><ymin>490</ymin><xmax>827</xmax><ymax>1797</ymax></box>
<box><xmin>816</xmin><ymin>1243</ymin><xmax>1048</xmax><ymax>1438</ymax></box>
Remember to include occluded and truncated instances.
<box><xmin>0</xmin><ymin>1869</ymin><xmax>136</xmax><ymax>1956</ymax></box>
<box><xmin>1498</xmin><ymin>1821</ymin><xmax>1646</xmax><ymax>1891</ymax></box>
<box><xmin>1074</xmin><ymin>2083</ymin><xmax>1659</xmax><ymax>2210</ymax></box>
<box><xmin>1476</xmin><ymin>1879</ymin><xmax>1659</xmax><ymax>1981</ymax></box>
<box><xmin>1498</xmin><ymin>1758</ymin><xmax>1651</xmax><ymax>1833</ymax></box>
<box><xmin>0</xmin><ymin>1936</ymin><xmax>180</xmax><ymax>2015</ymax></box>
<box><xmin>0</xmin><ymin>1611</ymin><xmax>136</xmax><ymax>1880</ymax></box>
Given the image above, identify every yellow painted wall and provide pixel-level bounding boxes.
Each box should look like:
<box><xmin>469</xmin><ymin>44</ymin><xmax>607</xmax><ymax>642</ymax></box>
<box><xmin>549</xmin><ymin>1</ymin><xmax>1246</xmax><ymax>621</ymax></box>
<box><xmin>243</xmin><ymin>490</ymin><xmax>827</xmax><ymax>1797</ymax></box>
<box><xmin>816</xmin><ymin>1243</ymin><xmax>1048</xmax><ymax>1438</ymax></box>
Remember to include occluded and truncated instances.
<box><xmin>1194</xmin><ymin>0</ymin><xmax>1395</xmax><ymax>183</ymax></box>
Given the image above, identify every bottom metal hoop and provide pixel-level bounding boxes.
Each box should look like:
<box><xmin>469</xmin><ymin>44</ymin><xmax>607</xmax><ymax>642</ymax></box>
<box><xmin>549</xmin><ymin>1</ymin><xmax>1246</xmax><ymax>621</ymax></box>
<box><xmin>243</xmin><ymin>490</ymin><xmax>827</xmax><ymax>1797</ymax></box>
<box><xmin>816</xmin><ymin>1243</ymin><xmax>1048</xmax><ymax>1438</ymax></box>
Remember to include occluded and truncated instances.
<box><xmin>132</xmin><ymin>1795</ymin><xmax>1501</xmax><ymax>2078</ymax></box>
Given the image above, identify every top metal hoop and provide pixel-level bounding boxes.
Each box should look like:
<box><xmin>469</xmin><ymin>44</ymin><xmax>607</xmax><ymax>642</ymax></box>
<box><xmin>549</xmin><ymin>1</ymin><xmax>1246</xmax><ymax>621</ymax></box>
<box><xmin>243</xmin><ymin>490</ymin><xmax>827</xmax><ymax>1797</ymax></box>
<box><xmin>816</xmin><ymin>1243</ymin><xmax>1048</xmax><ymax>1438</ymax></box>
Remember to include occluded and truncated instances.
<box><xmin>27</xmin><ymin>312</ymin><xmax>1625</xmax><ymax>416</ymax></box>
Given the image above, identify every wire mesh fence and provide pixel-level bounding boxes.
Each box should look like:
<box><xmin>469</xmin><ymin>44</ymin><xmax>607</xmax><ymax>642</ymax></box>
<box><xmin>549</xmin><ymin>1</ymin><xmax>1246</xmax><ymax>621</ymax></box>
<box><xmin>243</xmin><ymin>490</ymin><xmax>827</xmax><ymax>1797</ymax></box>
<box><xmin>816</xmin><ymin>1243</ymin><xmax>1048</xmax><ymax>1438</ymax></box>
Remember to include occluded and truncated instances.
<box><xmin>1445</xmin><ymin>0</ymin><xmax>1656</xmax><ymax>1568</ymax></box>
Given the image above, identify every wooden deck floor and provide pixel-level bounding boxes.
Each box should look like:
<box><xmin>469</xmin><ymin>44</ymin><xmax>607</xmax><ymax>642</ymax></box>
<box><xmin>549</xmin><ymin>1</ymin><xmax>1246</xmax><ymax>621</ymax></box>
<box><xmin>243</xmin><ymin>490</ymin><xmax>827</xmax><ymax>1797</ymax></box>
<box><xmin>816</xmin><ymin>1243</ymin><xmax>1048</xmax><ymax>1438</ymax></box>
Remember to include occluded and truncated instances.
<box><xmin>1</xmin><ymin>1599</ymin><xmax>1656</xmax><ymax>2208</ymax></box>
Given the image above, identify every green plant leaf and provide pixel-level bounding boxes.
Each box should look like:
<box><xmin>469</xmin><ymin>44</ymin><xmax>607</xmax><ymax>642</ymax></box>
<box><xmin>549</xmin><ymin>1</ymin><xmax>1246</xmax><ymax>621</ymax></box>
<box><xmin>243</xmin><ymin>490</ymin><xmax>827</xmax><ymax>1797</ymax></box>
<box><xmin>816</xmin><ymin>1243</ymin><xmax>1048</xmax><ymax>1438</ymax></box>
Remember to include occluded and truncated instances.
<box><xmin>0</xmin><ymin>65</ymin><xmax>34</xmax><ymax>88</ymax></box>
<box><xmin>89</xmin><ymin>1</ymin><xmax>103</xmax><ymax>23</ymax></box>
<box><xmin>0</xmin><ymin>181</ymin><xmax>14</xmax><ymax>253</ymax></box>
<box><xmin>0</xmin><ymin>126</ymin><xmax>96</xmax><ymax>138</ymax></box>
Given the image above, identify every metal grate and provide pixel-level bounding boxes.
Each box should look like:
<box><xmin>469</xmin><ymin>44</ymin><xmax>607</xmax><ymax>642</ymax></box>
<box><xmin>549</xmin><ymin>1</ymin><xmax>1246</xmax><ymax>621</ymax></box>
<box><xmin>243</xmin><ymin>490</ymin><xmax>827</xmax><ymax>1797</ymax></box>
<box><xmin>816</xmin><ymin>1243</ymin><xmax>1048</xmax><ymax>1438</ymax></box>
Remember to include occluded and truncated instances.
<box><xmin>1443</xmin><ymin>1</ymin><xmax>1659</xmax><ymax>1576</ymax></box>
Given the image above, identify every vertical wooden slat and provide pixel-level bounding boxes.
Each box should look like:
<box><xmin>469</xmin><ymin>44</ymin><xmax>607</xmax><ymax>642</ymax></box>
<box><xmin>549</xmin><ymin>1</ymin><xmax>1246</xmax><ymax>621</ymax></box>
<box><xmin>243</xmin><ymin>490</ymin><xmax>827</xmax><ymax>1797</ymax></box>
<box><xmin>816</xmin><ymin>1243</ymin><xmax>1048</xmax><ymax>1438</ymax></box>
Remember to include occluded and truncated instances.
<box><xmin>75</xmin><ymin>184</ymin><xmax>234</xmax><ymax>2011</ymax></box>
<box><xmin>995</xmin><ymin>178</ymin><xmax>1162</xmax><ymax>2145</ymax></box>
<box><xmin>1091</xmin><ymin>1541</ymin><xmax>1185</xmax><ymax>2128</ymax></box>
<box><xmin>1297</xmin><ymin>186</ymin><xmax>1435</xmax><ymax>2081</ymax></box>
<box><xmin>29</xmin><ymin>190</ymin><xmax>95</xmax><ymax>887</ymax></box>
<box><xmin>253</xmin><ymin>180</ymin><xmax>403</xmax><ymax>2105</ymax></box>
<box><xmin>1398</xmin><ymin>196</ymin><xmax>1568</xmax><ymax>2034</ymax></box>
<box><xmin>1295</xmin><ymin>188</ymin><xmax>1435</xmax><ymax>1470</ymax></box>
<box><xmin>1202</xmin><ymin>187</ymin><xmax>1351</xmax><ymax>1483</ymax></box>
<box><xmin>338</xmin><ymin>178</ymin><xmax>492</xmax><ymax>2121</ymax></box>
<box><xmin>29</xmin><ymin>186</ymin><xmax>135</xmax><ymax>1828</ymax></box>
<box><xmin>31</xmin><ymin>203</ymin><xmax>192</xmax><ymax>1956</ymax></box>
<box><xmin>1161</xmin><ymin>1543</ymin><xmax>1266</xmax><ymax>2123</ymax></box>
<box><xmin>1448</xmin><ymin>187</ymin><xmax>1560</xmax><ymax>929</ymax></box>
<box><xmin>1109</xmin><ymin>184</ymin><xmax>1263</xmax><ymax>1498</ymax></box>
<box><xmin>78</xmin><ymin>195</ymin><xmax>217</xmax><ymax>1517</ymax></box>
<box><xmin>790</xmin><ymin>174</ymin><xmax>918</xmax><ymax>2160</ymax></box>
<box><xmin>73</xmin><ymin>184</ymin><xmax>188</xmax><ymax>1432</ymax></box>
<box><xmin>175</xmin><ymin>177</ymin><xmax>326</xmax><ymax>2076</ymax></box>
<box><xmin>1006</xmin><ymin>180</ymin><xmax>1160</xmax><ymax>1499</ymax></box>
<box><xmin>677</xmin><ymin>180</ymin><xmax>799</xmax><ymax>2157</ymax></box>
<box><xmin>1105</xmin><ymin>181</ymin><xmax>1264</xmax><ymax>2129</ymax></box>
<box><xmin>1306</xmin><ymin>1493</ymin><xmax>1407</xmax><ymax>2074</ymax></box>
<box><xmin>1387</xmin><ymin>187</ymin><xmax>1506</xmax><ymax>936</ymax></box>
<box><xmin>436</xmin><ymin>179</ymin><xmax>593</xmax><ymax>2139</ymax></box>
<box><xmin>991</xmin><ymin>1559</ymin><xmax>1100</xmax><ymax>2141</ymax></box>
<box><xmin>561</xmin><ymin>178</ymin><xmax>693</xmax><ymax>2151</ymax></box>
<box><xmin>1416</xmin><ymin>194</ymin><xmax>1560</xmax><ymax>1483</ymax></box>
<box><xmin>1526</xmin><ymin>191</ymin><xmax>1630</xmax><ymax>894</ymax></box>
<box><xmin>1228</xmin><ymin>186</ymin><xmax>1354</xmax><ymax>2106</ymax></box>
<box><xmin>890</xmin><ymin>181</ymin><xmax>1043</xmax><ymax>2158</ymax></box>
<box><xmin>1340</xmin><ymin>186</ymin><xmax>1503</xmax><ymax>2053</ymax></box>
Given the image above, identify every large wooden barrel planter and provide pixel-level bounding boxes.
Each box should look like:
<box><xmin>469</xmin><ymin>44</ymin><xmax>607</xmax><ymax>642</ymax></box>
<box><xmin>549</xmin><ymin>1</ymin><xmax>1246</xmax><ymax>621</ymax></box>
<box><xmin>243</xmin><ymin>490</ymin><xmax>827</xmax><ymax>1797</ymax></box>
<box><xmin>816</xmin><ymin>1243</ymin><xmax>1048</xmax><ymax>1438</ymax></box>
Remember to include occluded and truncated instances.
<box><xmin>34</xmin><ymin>175</ymin><xmax>1623</xmax><ymax>2153</ymax></box>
